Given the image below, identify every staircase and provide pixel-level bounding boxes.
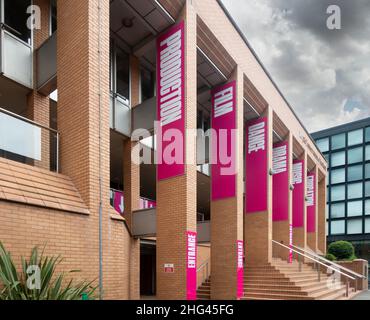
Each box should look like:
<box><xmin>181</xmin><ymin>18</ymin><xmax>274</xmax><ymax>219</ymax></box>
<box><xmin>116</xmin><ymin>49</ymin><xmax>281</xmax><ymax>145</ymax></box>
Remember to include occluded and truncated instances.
<box><xmin>197</xmin><ymin>258</ymin><xmax>356</xmax><ymax>300</ymax></box>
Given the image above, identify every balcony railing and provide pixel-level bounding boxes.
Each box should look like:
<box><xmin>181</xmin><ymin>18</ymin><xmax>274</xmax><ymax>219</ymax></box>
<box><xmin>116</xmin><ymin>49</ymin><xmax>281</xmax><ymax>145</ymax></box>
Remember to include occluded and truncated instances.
<box><xmin>110</xmin><ymin>93</ymin><xmax>131</xmax><ymax>137</ymax></box>
<box><xmin>110</xmin><ymin>188</ymin><xmax>156</xmax><ymax>215</ymax></box>
<box><xmin>0</xmin><ymin>107</ymin><xmax>59</xmax><ymax>172</ymax></box>
<box><xmin>0</xmin><ymin>25</ymin><xmax>32</xmax><ymax>88</ymax></box>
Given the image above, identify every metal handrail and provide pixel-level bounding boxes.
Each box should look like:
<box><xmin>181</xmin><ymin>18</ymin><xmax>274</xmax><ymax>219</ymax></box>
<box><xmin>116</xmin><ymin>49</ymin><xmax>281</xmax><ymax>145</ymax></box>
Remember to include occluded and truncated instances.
<box><xmin>197</xmin><ymin>258</ymin><xmax>210</xmax><ymax>288</ymax></box>
<box><xmin>272</xmin><ymin>240</ymin><xmax>355</xmax><ymax>297</ymax></box>
<box><xmin>291</xmin><ymin>243</ymin><xmax>366</xmax><ymax>280</ymax></box>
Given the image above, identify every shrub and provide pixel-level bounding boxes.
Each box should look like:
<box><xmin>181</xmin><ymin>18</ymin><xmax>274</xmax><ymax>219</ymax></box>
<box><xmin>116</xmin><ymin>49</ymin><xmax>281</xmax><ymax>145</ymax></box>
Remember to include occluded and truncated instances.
<box><xmin>328</xmin><ymin>241</ymin><xmax>355</xmax><ymax>261</ymax></box>
<box><xmin>325</xmin><ymin>253</ymin><xmax>336</xmax><ymax>261</ymax></box>
<box><xmin>0</xmin><ymin>242</ymin><xmax>96</xmax><ymax>300</ymax></box>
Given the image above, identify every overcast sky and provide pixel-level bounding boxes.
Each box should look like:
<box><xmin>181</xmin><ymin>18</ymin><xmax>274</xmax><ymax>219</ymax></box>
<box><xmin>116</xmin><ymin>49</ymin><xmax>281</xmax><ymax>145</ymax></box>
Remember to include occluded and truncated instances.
<box><xmin>221</xmin><ymin>0</ymin><xmax>370</xmax><ymax>132</ymax></box>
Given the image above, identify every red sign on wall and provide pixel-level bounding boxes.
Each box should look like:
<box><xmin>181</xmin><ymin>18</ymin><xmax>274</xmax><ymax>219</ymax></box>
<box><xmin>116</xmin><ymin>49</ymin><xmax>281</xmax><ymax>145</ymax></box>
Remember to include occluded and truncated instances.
<box><xmin>156</xmin><ymin>21</ymin><xmax>185</xmax><ymax>181</ymax></box>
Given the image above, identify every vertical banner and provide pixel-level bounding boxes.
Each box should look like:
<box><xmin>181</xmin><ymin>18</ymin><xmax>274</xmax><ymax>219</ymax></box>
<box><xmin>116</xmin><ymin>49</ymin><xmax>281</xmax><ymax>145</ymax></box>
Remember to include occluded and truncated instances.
<box><xmin>292</xmin><ymin>160</ymin><xmax>304</xmax><ymax>227</ymax></box>
<box><xmin>272</xmin><ymin>141</ymin><xmax>289</xmax><ymax>221</ymax></box>
<box><xmin>306</xmin><ymin>172</ymin><xmax>316</xmax><ymax>232</ymax></box>
<box><xmin>245</xmin><ymin>117</ymin><xmax>268</xmax><ymax>213</ymax></box>
<box><xmin>211</xmin><ymin>81</ymin><xmax>237</xmax><ymax>200</ymax></box>
<box><xmin>156</xmin><ymin>21</ymin><xmax>185</xmax><ymax>181</ymax></box>
<box><xmin>186</xmin><ymin>231</ymin><xmax>197</xmax><ymax>300</ymax></box>
<box><xmin>289</xmin><ymin>224</ymin><xmax>293</xmax><ymax>263</ymax></box>
<box><xmin>237</xmin><ymin>240</ymin><xmax>244</xmax><ymax>299</ymax></box>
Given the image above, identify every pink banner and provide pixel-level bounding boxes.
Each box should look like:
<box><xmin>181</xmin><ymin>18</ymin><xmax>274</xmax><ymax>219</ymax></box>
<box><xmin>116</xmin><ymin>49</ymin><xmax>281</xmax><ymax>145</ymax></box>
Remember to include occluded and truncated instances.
<box><xmin>186</xmin><ymin>231</ymin><xmax>197</xmax><ymax>300</ymax></box>
<box><xmin>245</xmin><ymin>117</ymin><xmax>268</xmax><ymax>213</ymax></box>
<box><xmin>272</xmin><ymin>141</ymin><xmax>289</xmax><ymax>221</ymax></box>
<box><xmin>292</xmin><ymin>160</ymin><xmax>305</xmax><ymax>227</ymax></box>
<box><xmin>211</xmin><ymin>81</ymin><xmax>237</xmax><ymax>200</ymax></box>
<box><xmin>306</xmin><ymin>172</ymin><xmax>316</xmax><ymax>233</ymax></box>
<box><xmin>112</xmin><ymin>191</ymin><xmax>124</xmax><ymax>215</ymax></box>
<box><xmin>237</xmin><ymin>240</ymin><xmax>244</xmax><ymax>299</ymax></box>
<box><xmin>140</xmin><ymin>198</ymin><xmax>157</xmax><ymax>209</ymax></box>
<box><xmin>289</xmin><ymin>224</ymin><xmax>293</xmax><ymax>263</ymax></box>
<box><xmin>156</xmin><ymin>21</ymin><xmax>185</xmax><ymax>181</ymax></box>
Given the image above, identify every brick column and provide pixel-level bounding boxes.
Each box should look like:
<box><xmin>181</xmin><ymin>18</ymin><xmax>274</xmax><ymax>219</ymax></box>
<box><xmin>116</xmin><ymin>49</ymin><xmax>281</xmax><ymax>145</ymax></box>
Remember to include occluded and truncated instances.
<box><xmin>272</xmin><ymin>132</ymin><xmax>293</xmax><ymax>261</ymax></box>
<box><xmin>27</xmin><ymin>0</ymin><xmax>50</xmax><ymax>170</ymax></box>
<box><xmin>293</xmin><ymin>151</ymin><xmax>307</xmax><ymax>251</ymax></box>
<box><xmin>244</xmin><ymin>106</ymin><xmax>273</xmax><ymax>264</ymax></box>
<box><xmin>210</xmin><ymin>68</ymin><xmax>244</xmax><ymax>300</ymax></box>
<box><xmin>317</xmin><ymin>172</ymin><xmax>327</xmax><ymax>254</ymax></box>
<box><xmin>307</xmin><ymin>166</ymin><xmax>319</xmax><ymax>252</ymax></box>
<box><xmin>156</xmin><ymin>2</ymin><xmax>197</xmax><ymax>300</ymax></box>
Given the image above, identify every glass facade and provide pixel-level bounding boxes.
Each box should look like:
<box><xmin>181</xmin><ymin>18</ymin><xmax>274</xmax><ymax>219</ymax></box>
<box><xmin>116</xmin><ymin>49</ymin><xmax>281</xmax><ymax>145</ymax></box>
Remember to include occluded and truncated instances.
<box><xmin>314</xmin><ymin>122</ymin><xmax>370</xmax><ymax>238</ymax></box>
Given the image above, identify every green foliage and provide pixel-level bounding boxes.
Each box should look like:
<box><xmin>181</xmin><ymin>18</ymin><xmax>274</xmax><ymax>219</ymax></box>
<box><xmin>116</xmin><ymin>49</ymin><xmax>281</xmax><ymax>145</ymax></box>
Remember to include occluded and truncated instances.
<box><xmin>328</xmin><ymin>241</ymin><xmax>356</xmax><ymax>261</ymax></box>
<box><xmin>325</xmin><ymin>253</ymin><xmax>336</xmax><ymax>261</ymax></box>
<box><xmin>0</xmin><ymin>242</ymin><xmax>96</xmax><ymax>300</ymax></box>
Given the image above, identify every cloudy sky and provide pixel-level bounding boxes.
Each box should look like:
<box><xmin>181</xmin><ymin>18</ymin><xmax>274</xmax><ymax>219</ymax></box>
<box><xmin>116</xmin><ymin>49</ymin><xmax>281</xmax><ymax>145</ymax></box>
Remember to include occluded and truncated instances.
<box><xmin>221</xmin><ymin>0</ymin><xmax>370</xmax><ymax>132</ymax></box>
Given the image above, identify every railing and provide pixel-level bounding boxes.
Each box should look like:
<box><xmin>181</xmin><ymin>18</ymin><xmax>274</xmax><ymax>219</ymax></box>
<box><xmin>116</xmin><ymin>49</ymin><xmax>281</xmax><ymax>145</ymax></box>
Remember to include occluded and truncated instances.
<box><xmin>272</xmin><ymin>240</ymin><xmax>356</xmax><ymax>297</ymax></box>
<box><xmin>110</xmin><ymin>93</ymin><xmax>131</xmax><ymax>137</ymax></box>
<box><xmin>197</xmin><ymin>258</ymin><xmax>210</xmax><ymax>289</ymax></box>
<box><xmin>37</xmin><ymin>32</ymin><xmax>57</xmax><ymax>95</ymax></box>
<box><xmin>0</xmin><ymin>107</ymin><xmax>59</xmax><ymax>172</ymax></box>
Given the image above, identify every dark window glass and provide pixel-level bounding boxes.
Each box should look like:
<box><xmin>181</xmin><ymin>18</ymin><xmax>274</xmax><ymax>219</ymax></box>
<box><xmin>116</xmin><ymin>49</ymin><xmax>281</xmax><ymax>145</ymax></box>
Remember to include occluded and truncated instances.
<box><xmin>116</xmin><ymin>49</ymin><xmax>130</xmax><ymax>100</ymax></box>
<box><xmin>141</xmin><ymin>67</ymin><xmax>155</xmax><ymax>102</ymax></box>
<box><xmin>331</xmin><ymin>133</ymin><xmax>346</xmax><ymax>150</ymax></box>
<box><xmin>348</xmin><ymin>165</ymin><xmax>363</xmax><ymax>182</ymax></box>
<box><xmin>4</xmin><ymin>0</ymin><xmax>32</xmax><ymax>43</ymax></box>
<box><xmin>51</xmin><ymin>0</ymin><xmax>57</xmax><ymax>34</ymax></box>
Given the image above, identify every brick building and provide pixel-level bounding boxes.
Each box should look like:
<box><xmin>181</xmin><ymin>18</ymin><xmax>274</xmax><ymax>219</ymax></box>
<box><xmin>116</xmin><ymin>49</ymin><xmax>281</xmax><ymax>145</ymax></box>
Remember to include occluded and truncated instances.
<box><xmin>1</xmin><ymin>0</ymin><xmax>362</xmax><ymax>300</ymax></box>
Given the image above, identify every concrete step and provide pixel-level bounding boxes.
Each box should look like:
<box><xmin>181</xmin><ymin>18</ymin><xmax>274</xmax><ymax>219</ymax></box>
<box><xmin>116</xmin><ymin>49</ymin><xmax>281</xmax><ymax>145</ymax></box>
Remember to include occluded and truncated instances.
<box><xmin>241</xmin><ymin>292</ymin><xmax>314</xmax><ymax>300</ymax></box>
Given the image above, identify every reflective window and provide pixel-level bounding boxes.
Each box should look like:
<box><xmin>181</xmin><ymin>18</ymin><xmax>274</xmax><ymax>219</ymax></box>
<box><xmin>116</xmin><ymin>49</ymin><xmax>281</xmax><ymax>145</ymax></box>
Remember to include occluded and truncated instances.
<box><xmin>331</xmin><ymin>203</ymin><xmax>345</xmax><ymax>218</ymax></box>
<box><xmin>366</xmin><ymin>163</ymin><xmax>370</xmax><ymax>179</ymax></box>
<box><xmin>331</xmin><ymin>133</ymin><xmax>346</xmax><ymax>150</ymax></box>
<box><xmin>141</xmin><ymin>67</ymin><xmax>155</xmax><ymax>102</ymax></box>
<box><xmin>348</xmin><ymin>165</ymin><xmax>363</xmax><ymax>182</ymax></box>
<box><xmin>348</xmin><ymin>219</ymin><xmax>363</xmax><ymax>234</ymax></box>
<box><xmin>51</xmin><ymin>0</ymin><xmax>57</xmax><ymax>34</ymax></box>
<box><xmin>331</xmin><ymin>151</ymin><xmax>345</xmax><ymax>167</ymax></box>
<box><xmin>366</xmin><ymin>218</ymin><xmax>370</xmax><ymax>233</ymax></box>
<box><xmin>331</xmin><ymin>168</ymin><xmax>345</xmax><ymax>184</ymax></box>
<box><xmin>347</xmin><ymin>201</ymin><xmax>363</xmax><ymax>217</ymax></box>
<box><xmin>331</xmin><ymin>220</ymin><xmax>345</xmax><ymax>235</ymax></box>
<box><xmin>366</xmin><ymin>200</ymin><xmax>370</xmax><ymax>215</ymax></box>
<box><xmin>4</xmin><ymin>0</ymin><xmax>32</xmax><ymax>44</ymax></box>
<box><xmin>348</xmin><ymin>147</ymin><xmax>363</xmax><ymax>164</ymax></box>
<box><xmin>331</xmin><ymin>185</ymin><xmax>345</xmax><ymax>201</ymax></box>
<box><xmin>116</xmin><ymin>49</ymin><xmax>130</xmax><ymax>99</ymax></box>
<box><xmin>316</xmin><ymin>138</ymin><xmax>329</xmax><ymax>152</ymax></box>
<box><xmin>366</xmin><ymin>145</ymin><xmax>370</xmax><ymax>161</ymax></box>
<box><xmin>348</xmin><ymin>129</ymin><xmax>363</xmax><ymax>146</ymax></box>
<box><xmin>365</xmin><ymin>181</ymin><xmax>370</xmax><ymax>198</ymax></box>
<box><xmin>366</xmin><ymin>127</ymin><xmax>370</xmax><ymax>142</ymax></box>
<box><xmin>347</xmin><ymin>182</ymin><xmax>363</xmax><ymax>199</ymax></box>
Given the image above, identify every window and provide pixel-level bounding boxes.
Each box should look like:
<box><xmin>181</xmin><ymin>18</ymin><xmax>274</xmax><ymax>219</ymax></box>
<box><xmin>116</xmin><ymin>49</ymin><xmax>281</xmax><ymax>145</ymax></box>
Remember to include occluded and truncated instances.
<box><xmin>365</xmin><ymin>182</ymin><xmax>370</xmax><ymax>198</ymax></box>
<box><xmin>366</xmin><ymin>218</ymin><xmax>370</xmax><ymax>233</ymax></box>
<box><xmin>116</xmin><ymin>49</ymin><xmax>130</xmax><ymax>99</ymax></box>
<box><xmin>331</xmin><ymin>168</ymin><xmax>345</xmax><ymax>184</ymax></box>
<box><xmin>50</xmin><ymin>0</ymin><xmax>57</xmax><ymax>34</ymax></box>
<box><xmin>348</xmin><ymin>129</ymin><xmax>363</xmax><ymax>146</ymax></box>
<box><xmin>348</xmin><ymin>147</ymin><xmax>363</xmax><ymax>164</ymax></box>
<box><xmin>331</xmin><ymin>185</ymin><xmax>345</xmax><ymax>201</ymax></box>
<box><xmin>366</xmin><ymin>200</ymin><xmax>370</xmax><ymax>215</ymax></box>
<box><xmin>331</xmin><ymin>203</ymin><xmax>345</xmax><ymax>218</ymax></box>
<box><xmin>347</xmin><ymin>182</ymin><xmax>363</xmax><ymax>199</ymax></box>
<box><xmin>348</xmin><ymin>165</ymin><xmax>363</xmax><ymax>182</ymax></box>
<box><xmin>4</xmin><ymin>0</ymin><xmax>32</xmax><ymax>43</ymax></box>
<box><xmin>140</xmin><ymin>67</ymin><xmax>155</xmax><ymax>102</ymax></box>
<box><xmin>366</xmin><ymin>145</ymin><xmax>370</xmax><ymax>161</ymax></box>
<box><xmin>366</xmin><ymin>163</ymin><xmax>370</xmax><ymax>179</ymax></box>
<box><xmin>316</xmin><ymin>138</ymin><xmax>329</xmax><ymax>152</ymax></box>
<box><xmin>366</xmin><ymin>127</ymin><xmax>370</xmax><ymax>142</ymax></box>
<box><xmin>347</xmin><ymin>201</ymin><xmax>363</xmax><ymax>217</ymax></box>
<box><xmin>331</xmin><ymin>220</ymin><xmax>345</xmax><ymax>235</ymax></box>
<box><xmin>331</xmin><ymin>151</ymin><xmax>345</xmax><ymax>167</ymax></box>
<box><xmin>347</xmin><ymin>219</ymin><xmax>363</xmax><ymax>234</ymax></box>
<box><xmin>331</xmin><ymin>133</ymin><xmax>346</xmax><ymax>150</ymax></box>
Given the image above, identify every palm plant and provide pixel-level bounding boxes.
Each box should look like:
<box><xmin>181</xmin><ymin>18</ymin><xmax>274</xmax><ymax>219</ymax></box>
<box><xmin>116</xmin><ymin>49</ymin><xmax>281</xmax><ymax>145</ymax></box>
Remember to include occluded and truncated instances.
<box><xmin>0</xmin><ymin>242</ymin><xmax>96</xmax><ymax>300</ymax></box>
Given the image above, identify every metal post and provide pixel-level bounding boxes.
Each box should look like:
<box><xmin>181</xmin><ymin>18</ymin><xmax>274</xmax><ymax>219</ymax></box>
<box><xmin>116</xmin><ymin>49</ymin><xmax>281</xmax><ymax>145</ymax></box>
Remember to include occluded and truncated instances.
<box><xmin>318</xmin><ymin>264</ymin><xmax>321</xmax><ymax>282</ymax></box>
<box><xmin>346</xmin><ymin>278</ymin><xmax>349</xmax><ymax>297</ymax></box>
<box><xmin>56</xmin><ymin>132</ymin><xmax>60</xmax><ymax>173</ymax></box>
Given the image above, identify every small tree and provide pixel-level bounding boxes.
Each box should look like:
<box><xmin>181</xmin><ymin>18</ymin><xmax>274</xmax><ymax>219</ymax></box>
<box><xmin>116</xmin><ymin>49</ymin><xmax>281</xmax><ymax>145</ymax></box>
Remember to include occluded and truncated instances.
<box><xmin>328</xmin><ymin>241</ymin><xmax>356</xmax><ymax>261</ymax></box>
<box><xmin>0</xmin><ymin>242</ymin><xmax>96</xmax><ymax>300</ymax></box>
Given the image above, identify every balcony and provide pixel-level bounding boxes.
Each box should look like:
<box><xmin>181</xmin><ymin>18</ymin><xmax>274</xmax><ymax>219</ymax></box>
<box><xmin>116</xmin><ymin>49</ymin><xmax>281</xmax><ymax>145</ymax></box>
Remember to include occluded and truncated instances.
<box><xmin>110</xmin><ymin>93</ymin><xmax>131</xmax><ymax>137</ymax></box>
<box><xmin>0</xmin><ymin>26</ymin><xmax>32</xmax><ymax>88</ymax></box>
<box><xmin>0</xmin><ymin>107</ymin><xmax>59</xmax><ymax>172</ymax></box>
<box><xmin>36</xmin><ymin>32</ymin><xmax>57</xmax><ymax>96</ymax></box>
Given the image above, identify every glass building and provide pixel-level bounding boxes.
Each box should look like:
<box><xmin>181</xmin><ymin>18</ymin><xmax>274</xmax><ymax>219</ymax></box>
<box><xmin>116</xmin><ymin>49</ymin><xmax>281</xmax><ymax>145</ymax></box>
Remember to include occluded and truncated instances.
<box><xmin>312</xmin><ymin>117</ymin><xmax>370</xmax><ymax>262</ymax></box>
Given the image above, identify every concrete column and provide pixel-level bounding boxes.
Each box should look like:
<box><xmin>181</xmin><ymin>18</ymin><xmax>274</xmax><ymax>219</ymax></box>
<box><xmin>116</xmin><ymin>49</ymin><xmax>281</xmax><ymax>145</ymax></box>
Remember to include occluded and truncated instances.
<box><xmin>272</xmin><ymin>132</ymin><xmax>293</xmax><ymax>261</ymax></box>
<box><xmin>156</xmin><ymin>2</ymin><xmax>197</xmax><ymax>300</ymax></box>
<box><xmin>317</xmin><ymin>171</ymin><xmax>327</xmax><ymax>254</ymax></box>
<box><xmin>244</xmin><ymin>106</ymin><xmax>273</xmax><ymax>264</ymax></box>
<box><xmin>307</xmin><ymin>166</ymin><xmax>319</xmax><ymax>252</ymax></box>
<box><xmin>210</xmin><ymin>67</ymin><xmax>244</xmax><ymax>300</ymax></box>
<box><xmin>27</xmin><ymin>0</ymin><xmax>50</xmax><ymax>170</ymax></box>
